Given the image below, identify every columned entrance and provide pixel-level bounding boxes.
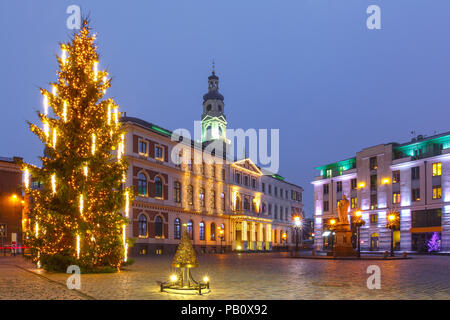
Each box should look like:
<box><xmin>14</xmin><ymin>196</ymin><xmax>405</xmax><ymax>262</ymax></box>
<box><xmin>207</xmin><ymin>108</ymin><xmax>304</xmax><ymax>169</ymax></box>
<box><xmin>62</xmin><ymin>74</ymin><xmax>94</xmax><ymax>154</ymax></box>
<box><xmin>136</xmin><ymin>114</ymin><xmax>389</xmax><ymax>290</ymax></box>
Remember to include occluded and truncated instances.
<box><xmin>230</xmin><ymin>215</ymin><xmax>272</xmax><ymax>252</ymax></box>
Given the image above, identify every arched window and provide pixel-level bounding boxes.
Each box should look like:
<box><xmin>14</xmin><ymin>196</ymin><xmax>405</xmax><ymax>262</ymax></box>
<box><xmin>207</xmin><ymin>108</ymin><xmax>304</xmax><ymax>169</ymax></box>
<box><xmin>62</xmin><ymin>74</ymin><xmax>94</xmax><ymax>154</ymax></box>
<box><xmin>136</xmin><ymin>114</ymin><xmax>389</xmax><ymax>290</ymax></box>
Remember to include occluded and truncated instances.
<box><xmin>206</xmin><ymin>104</ymin><xmax>212</xmax><ymax>112</ymax></box>
<box><xmin>187</xmin><ymin>220</ymin><xmax>194</xmax><ymax>240</ymax></box>
<box><xmin>206</xmin><ymin>126</ymin><xmax>212</xmax><ymax>140</ymax></box>
<box><xmin>187</xmin><ymin>185</ymin><xmax>193</xmax><ymax>205</ymax></box>
<box><xmin>199</xmin><ymin>221</ymin><xmax>205</xmax><ymax>240</ymax></box>
<box><xmin>174</xmin><ymin>218</ymin><xmax>181</xmax><ymax>239</ymax></box>
<box><xmin>138</xmin><ymin>173</ymin><xmax>147</xmax><ymax>196</ymax></box>
<box><xmin>155</xmin><ymin>216</ymin><xmax>163</xmax><ymax>237</ymax></box>
<box><xmin>154</xmin><ymin>176</ymin><xmax>163</xmax><ymax>198</ymax></box>
<box><xmin>274</xmin><ymin>229</ymin><xmax>278</xmax><ymax>244</ymax></box>
<box><xmin>218</xmin><ymin>105</ymin><xmax>222</xmax><ymax>112</ymax></box>
<box><xmin>138</xmin><ymin>214</ymin><xmax>147</xmax><ymax>237</ymax></box>
<box><xmin>210</xmin><ymin>222</ymin><xmax>216</xmax><ymax>240</ymax></box>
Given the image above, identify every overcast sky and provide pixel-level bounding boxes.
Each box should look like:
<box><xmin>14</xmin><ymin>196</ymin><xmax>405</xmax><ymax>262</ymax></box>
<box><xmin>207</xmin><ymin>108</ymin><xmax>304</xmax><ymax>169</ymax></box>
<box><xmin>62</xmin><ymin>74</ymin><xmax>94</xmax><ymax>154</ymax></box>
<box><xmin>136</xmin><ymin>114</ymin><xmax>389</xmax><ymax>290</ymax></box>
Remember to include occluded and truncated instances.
<box><xmin>2</xmin><ymin>0</ymin><xmax>450</xmax><ymax>216</ymax></box>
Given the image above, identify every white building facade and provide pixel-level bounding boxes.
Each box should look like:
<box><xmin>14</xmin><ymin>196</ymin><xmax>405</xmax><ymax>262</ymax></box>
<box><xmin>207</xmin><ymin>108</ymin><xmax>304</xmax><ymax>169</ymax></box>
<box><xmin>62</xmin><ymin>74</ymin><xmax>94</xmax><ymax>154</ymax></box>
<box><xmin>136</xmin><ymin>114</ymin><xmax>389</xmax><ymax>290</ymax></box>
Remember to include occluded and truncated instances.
<box><xmin>313</xmin><ymin>133</ymin><xmax>450</xmax><ymax>252</ymax></box>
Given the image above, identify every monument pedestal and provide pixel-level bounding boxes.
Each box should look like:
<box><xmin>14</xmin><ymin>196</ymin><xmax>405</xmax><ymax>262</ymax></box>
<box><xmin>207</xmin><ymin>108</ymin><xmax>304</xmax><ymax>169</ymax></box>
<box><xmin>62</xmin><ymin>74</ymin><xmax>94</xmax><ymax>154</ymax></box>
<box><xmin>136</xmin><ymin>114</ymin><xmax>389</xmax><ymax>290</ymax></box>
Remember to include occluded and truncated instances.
<box><xmin>333</xmin><ymin>224</ymin><xmax>356</xmax><ymax>257</ymax></box>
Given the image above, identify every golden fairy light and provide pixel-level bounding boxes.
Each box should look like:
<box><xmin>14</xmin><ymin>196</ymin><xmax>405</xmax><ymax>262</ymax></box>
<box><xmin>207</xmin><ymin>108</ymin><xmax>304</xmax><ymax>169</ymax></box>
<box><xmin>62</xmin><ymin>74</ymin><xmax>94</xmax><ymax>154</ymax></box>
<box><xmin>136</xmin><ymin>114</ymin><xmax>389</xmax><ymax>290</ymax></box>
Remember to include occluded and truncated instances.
<box><xmin>76</xmin><ymin>234</ymin><xmax>80</xmax><ymax>259</ymax></box>
<box><xmin>52</xmin><ymin>128</ymin><xmax>57</xmax><ymax>148</ymax></box>
<box><xmin>24</xmin><ymin>168</ymin><xmax>29</xmax><ymax>189</ymax></box>
<box><xmin>35</xmin><ymin>222</ymin><xmax>39</xmax><ymax>238</ymax></box>
<box><xmin>79</xmin><ymin>194</ymin><xmax>84</xmax><ymax>216</ymax></box>
<box><xmin>114</xmin><ymin>107</ymin><xmax>119</xmax><ymax>125</ymax></box>
<box><xmin>43</xmin><ymin>94</ymin><xmax>48</xmax><ymax>116</ymax></box>
<box><xmin>103</xmin><ymin>76</ymin><xmax>107</xmax><ymax>93</ymax></box>
<box><xmin>61</xmin><ymin>46</ymin><xmax>67</xmax><ymax>64</ymax></box>
<box><xmin>52</xmin><ymin>85</ymin><xmax>57</xmax><ymax>96</ymax></box>
<box><xmin>125</xmin><ymin>191</ymin><xmax>129</xmax><ymax>217</ymax></box>
<box><xmin>91</xmin><ymin>133</ymin><xmax>96</xmax><ymax>155</ymax></box>
<box><xmin>107</xmin><ymin>104</ymin><xmax>111</xmax><ymax>125</ymax></box>
<box><xmin>37</xmin><ymin>252</ymin><xmax>41</xmax><ymax>269</ymax></box>
<box><xmin>63</xmin><ymin>100</ymin><xmax>67</xmax><ymax>122</ymax></box>
<box><xmin>83</xmin><ymin>165</ymin><xmax>88</xmax><ymax>177</ymax></box>
<box><xmin>43</xmin><ymin>121</ymin><xmax>49</xmax><ymax>138</ymax></box>
<box><xmin>94</xmin><ymin>61</ymin><xmax>98</xmax><ymax>81</ymax></box>
<box><xmin>123</xmin><ymin>224</ymin><xmax>128</xmax><ymax>262</ymax></box>
<box><xmin>51</xmin><ymin>174</ymin><xmax>56</xmax><ymax>194</ymax></box>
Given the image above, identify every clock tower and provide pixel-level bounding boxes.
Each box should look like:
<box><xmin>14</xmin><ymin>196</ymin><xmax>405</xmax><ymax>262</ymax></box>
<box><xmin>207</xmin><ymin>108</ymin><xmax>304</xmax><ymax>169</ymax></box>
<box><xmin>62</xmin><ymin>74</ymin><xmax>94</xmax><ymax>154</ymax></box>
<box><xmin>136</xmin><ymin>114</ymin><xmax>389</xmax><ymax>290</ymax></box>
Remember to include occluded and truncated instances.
<box><xmin>201</xmin><ymin>65</ymin><xmax>227</xmax><ymax>143</ymax></box>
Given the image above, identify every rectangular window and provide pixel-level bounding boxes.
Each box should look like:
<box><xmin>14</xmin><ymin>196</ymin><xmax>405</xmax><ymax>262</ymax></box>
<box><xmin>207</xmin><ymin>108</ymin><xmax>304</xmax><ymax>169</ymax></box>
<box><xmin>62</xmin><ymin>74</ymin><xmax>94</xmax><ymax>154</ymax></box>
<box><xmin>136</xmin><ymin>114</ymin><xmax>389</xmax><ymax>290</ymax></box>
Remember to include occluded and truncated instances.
<box><xmin>323</xmin><ymin>200</ymin><xmax>329</xmax><ymax>212</ymax></box>
<box><xmin>280</xmin><ymin>188</ymin><xmax>283</xmax><ymax>198</ymax></box>
<box><xmin>392</xmin><ymin>192</ymin><xmax>401</xmax><ymax>204</ymax></box>
<box><xmin>262</xmin><ymin>183</ymin><xmax>266</xmax><ymax>193</ymax></box>
<box><xmin>351</xmin><ymin>179</ymin><xmax>357</xmax><ymax>190</ymax></box>
<box><xmin>274</xmin><ymin>187</ymin><xmax>278</xmax><ymax>197</ymax></box>
<box><xmin>138</xmin><ymin>139</ymin><xmax>147</xmax><ymax>156</ymax></box>
<box><xmin>370</xmin><ymin>156</ymin><xmax>378</xmax><ymax>170</ymax></box>
<box><xmin>211</xmin><ymin>165</ymin><xmax>216</xmax><ymax>178</ymax></box>
<box><xmin>351</xmin><ymin>197</ymin><xmax>357</xmax><ymax>209</ymax></box>
<box><xmin>222</xmin><ymin>169</ymin><xmax>226</xmax><ymax>181</ymax></box>
<box><xmin>370</xmin><ymin>174</ymin><xmax>377</xmax><ymax>191</ymax></box>
<box><xmin>268</xmin><ymin>204</ymin><xmax>272</xmax><ymax>215</ymax></box>
<box><xmin>323</xmin><ymin>184</ymin><xmax>329</xmax><ymax>195</ymax></box>
<box><xmin>392</xmin><ymin>170</ymin><xmax>400</xmax><ymax>184</ymax></box>
<box><xmin>432</xmin><ymin>163</ymin><xmax>442</xmax><ymax>177</ymax></box>
<box><xmin>244</xmin><ymin>176</ymin><xmax>249</xmax><ymax>186</ymax></box>
<box><xmin>412</xmin><ymin>188</ymin><xmax>420</xmax><ymax>201</ymax></box>
<box><xmin>268</xmin><ymin>185</ymin><xmax>272</xmax><ymax>194</ymax></box>
<box><xmin>252</xmin><ymin>178</ymin><xmax>256</xmax><ymax>189</ymax></box>
<box><xmin>370</xmin><ymin>194</ymin><xmax>377</xmax><ymax>209</ymax></box>
<box><xmin>411</xmin><ymin>167</ymin><xmax>420</xmax><ymax>180</ymax></box>
<box><xmin>326</xmin><ymin>169</ymin><xmax>332</xmax><ymax>178</ymax></box>
<box><xmin>155</xmin><ymin>145</ymin><xmax>164</xmax><ymax>161</ymax></box>
<box><xmin>336</xmin><ymin>181</ymin><xmax>342</xmax><ymax>192</ymax></box>
<box><xmin>235</xmin><ymin>172</ymin><xmax>241</xmax><ymax>184</ymax></box>
<box><xmin>432</xmin><ymin>186</ymin><xmax>442</xmax><ymax>200</ymax></box>
<box><xmin>370</xmin><ymin>213</ymin><xmax>378</xmax><ymax>224</ymax></box>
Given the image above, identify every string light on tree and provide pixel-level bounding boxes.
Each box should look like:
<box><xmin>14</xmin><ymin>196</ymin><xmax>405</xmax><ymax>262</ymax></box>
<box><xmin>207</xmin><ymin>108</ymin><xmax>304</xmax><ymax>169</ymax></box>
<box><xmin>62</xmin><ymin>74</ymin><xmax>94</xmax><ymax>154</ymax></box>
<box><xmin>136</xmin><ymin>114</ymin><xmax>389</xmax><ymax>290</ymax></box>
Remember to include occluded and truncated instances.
<box><xmin>20</xmin><ymin>19</ymin><xmax>133</xmax><ymax>272</ymax></box>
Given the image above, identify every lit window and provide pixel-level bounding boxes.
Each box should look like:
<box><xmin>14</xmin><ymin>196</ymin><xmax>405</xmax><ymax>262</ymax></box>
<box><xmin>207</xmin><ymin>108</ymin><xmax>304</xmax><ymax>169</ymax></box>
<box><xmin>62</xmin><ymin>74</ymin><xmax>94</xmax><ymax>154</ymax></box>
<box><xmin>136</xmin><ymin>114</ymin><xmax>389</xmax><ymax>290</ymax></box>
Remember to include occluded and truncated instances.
<box><xmin>432</xmin><ymin>163</ymin><xmax>441</xmax><ymax>177</ymax></box>
<box><xmin>433</xmin><ymin>186</ymin><xmax>442</xmax><ymax>200</ymax></box>
<box><xmin>393</xmin><ymin>192</ymin><xmax>401</xmax><ymax>204</ymax></box>
<box><xmin>351</xmin><ymin>197</ymin><xmax>357</xmax><ymax>209</ymax></box>
<box><xmin>199</xmin><ymin>188</ymin><xmax>205</xmax><ymax>207</ymax></box>
<box><xmin>174</xmin><ymin>218</ymin><xmax>181</xmax><ymax>239</ymax></box>
<box><xmin>199</xmin><ymin>222</ymin><xmax>205</xmax><ymax>240</ymax></box>
<box><xmin>187</xmin><ymin>185</ymin><xmax>193</xmax><ymax>205</ymax></box>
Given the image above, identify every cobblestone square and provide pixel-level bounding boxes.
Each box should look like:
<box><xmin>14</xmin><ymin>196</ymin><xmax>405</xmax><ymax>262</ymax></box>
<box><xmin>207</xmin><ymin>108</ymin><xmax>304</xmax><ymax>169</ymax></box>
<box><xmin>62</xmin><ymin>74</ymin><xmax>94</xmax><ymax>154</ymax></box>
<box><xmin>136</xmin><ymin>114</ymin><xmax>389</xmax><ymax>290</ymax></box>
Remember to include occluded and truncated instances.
<box><xmin>1</xmin><ymin>253</ymin><xmax>449</xmax><ymax>300</ymax></box>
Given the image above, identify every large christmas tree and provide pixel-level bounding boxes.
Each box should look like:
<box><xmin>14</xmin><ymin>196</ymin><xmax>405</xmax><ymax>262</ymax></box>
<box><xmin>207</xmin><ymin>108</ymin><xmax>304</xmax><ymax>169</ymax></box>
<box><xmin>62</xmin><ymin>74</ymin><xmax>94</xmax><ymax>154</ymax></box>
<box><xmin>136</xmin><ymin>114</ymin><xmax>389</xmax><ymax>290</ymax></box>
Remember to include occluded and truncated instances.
<box><xmin>21</xmin><ymin>20</ymin><xmax>132</xmax><ymax>272</ymax></box>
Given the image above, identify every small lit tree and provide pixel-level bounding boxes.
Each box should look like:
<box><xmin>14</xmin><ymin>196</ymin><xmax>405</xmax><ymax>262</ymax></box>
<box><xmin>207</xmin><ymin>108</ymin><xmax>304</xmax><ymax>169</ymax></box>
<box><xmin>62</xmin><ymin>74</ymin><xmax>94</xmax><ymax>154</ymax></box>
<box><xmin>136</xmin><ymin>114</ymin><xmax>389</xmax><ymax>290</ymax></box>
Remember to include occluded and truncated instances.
<box><xmin>21</xmin><ymin>20</ymin><xmax>132</xmax><ymax>272</ymax></box>
<box><xmin>427</xmin><ymin>232</ymin><xmax>441</xmax><ymax>252</ymax></box>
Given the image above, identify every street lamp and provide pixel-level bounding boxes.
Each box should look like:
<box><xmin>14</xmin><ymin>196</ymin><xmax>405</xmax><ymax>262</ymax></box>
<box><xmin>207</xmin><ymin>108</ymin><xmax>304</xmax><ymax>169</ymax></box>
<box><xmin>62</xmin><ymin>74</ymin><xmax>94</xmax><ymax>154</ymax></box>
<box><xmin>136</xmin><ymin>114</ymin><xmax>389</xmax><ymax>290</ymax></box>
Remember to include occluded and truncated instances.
<box><xmin>218</xmin><ymin>227</ymin><xmax>224</xmax><ymax>253</ymax></box>
<box><xmin>329</xmin><ymin>219</ymin><xmax>337</xmax><ymax>254</ymax></box>
<box><xmin>292</xmin><ymin>215</ymin><xmax>303</xmax><ymax>254</ymax></box>
<box><xmin>281</xmin><ymin>232</ymin><xmax>287</xmax><ymax>250</ymax></box>
<box><xmin>386</xmin><ymin>211</ymin><xmax>400</xmax><ymax>257</ymax></box>
<box><xmin>353</xmin><ymin>210</ymin><xmax>365</xmax><ymax>258</ymax></box>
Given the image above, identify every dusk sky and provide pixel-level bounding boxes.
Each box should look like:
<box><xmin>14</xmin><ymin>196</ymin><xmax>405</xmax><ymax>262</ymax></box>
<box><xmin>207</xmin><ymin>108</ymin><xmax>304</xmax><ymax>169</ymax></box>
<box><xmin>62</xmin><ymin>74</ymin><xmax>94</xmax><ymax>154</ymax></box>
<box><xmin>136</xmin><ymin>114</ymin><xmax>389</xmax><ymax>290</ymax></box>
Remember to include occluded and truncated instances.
<box><xmin>2</xmin><ymin>0</ymin><xmax>450</xmax><ymax>216</ymax></box>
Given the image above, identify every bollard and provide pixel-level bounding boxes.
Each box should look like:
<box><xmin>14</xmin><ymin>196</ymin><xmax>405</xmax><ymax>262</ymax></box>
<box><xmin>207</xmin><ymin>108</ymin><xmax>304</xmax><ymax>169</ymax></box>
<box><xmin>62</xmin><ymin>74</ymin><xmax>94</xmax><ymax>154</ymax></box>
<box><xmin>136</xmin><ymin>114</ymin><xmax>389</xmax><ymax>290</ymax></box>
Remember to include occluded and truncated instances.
<box><xmin>402</xmin><ymin>252</ymin><xmax>407</xmax><ymax>258</ymax></box>
<box><xmin>383</xmin><ymin>251</ymin><xmax>388</xmax><ymax>259</ymax></box>
<box><xmin>311</xmin><ymin>250</ymin><xmax>315</xmax><ymax>256</ymax></box>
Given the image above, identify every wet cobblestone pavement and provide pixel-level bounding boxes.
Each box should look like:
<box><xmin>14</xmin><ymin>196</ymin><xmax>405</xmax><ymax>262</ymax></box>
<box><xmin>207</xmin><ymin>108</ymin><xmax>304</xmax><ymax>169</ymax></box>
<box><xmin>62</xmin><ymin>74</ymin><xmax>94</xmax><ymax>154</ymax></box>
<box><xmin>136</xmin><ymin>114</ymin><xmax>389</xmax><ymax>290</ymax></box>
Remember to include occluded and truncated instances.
<box><xmin>1</xmin><ymin>253</ymin><xmax>449</xmax><ymax>300</ymax></box>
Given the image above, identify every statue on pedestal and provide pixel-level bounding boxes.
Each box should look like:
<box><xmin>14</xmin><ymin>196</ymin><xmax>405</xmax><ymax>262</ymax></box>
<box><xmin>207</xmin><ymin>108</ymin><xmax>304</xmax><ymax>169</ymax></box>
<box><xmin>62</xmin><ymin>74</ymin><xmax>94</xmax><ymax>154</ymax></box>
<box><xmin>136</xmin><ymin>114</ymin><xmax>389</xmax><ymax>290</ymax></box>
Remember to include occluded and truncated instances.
<box><xmin>337</xmin><ymin>195</ymin><xmax>350</xmax><ymax>225</ymax></box>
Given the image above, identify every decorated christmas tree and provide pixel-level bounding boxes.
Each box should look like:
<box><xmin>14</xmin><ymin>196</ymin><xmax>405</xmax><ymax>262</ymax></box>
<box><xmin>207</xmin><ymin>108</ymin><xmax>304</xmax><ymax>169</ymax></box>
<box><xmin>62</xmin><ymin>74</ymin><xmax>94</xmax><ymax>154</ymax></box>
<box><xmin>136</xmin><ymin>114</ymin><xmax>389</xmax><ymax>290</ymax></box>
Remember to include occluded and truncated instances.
<box><xmin>21</xmin><ymin>20</ymin><xmax>132</xmax><ymax>272</ymax></box>
<box><xmin>427</xmin><ymin>232</ymin><xmax>441</xmax><ymax>252</ymax></box>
